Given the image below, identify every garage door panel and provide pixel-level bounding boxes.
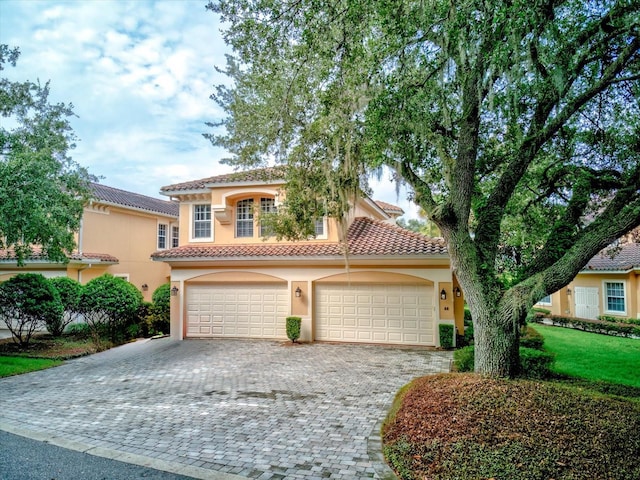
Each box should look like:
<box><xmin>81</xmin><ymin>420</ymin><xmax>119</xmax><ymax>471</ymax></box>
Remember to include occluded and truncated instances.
<box><xmin>187</xmin><ymin>284</ymin><xmax>288</xmax><ymax>339</ymax></box>
<box><xmin>316</xmin><ymin>283</ymin><xmax>434</xmax><ymax>346</ymax></box>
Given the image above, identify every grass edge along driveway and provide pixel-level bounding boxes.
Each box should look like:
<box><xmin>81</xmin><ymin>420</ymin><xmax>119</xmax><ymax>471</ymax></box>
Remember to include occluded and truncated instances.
<box><xmin>0</xmin><ymin>356</ymin><xmax>63</xmax><ymax>377</ymax></box>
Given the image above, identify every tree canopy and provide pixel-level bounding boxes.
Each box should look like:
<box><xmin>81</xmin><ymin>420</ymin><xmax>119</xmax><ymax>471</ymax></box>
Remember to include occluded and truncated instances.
<box><xmin>207</xmin><ymin>0</ymin><xmax>640</xmax><ymax>376</ymax></box>
<box><xmin>0</xmin><ymin>45</ymin><xmax>92</xmax><ymax>266</ymax></box>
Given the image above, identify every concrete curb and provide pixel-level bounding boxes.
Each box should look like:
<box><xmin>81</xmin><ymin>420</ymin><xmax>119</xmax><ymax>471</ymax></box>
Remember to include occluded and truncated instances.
<box><xmin>0</xmin><ymin>422</ymin><xmax>247</xmax><ymax>480</ymax></box>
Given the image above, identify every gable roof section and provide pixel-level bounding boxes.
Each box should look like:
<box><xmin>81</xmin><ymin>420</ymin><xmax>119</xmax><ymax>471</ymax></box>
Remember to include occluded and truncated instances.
<box><xmin>152</xmin><ymin>217</ymin><xmax>446</xmax><ymax>261</ymax></box>
<box><xmin>160</xmin><ymin>167</ymin><xmax>285</xmax><ymax>194</ymax></box>
<box><xmin>91</xmin><ymin>183</ymin><xmax>179</xmax><ymax>217</ymax></box>
<box><xmin>582</xmin><ymin>243</ymin><xmax>640</xmax><ymax>272</ymax></box>
<box><xmin>374</xmin><ymin>200</ymin><xmax>404</xmax><ymax>216</ymax></box>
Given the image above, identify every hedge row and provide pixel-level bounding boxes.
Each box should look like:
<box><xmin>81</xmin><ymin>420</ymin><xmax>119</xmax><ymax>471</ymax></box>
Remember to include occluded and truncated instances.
<box><xmin>532</xmin><ymin>314</ymin><xmax>640</xmax><ymax>338</ymax></box>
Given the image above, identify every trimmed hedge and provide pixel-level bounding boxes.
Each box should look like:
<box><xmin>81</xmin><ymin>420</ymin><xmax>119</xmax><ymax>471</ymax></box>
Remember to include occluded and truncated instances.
<box><xmin>286</xmin><ymin>316</ymin><xmax>302</xmax><ymax>342</ymax></box>
<box><xmin>439</xmin><ymin>324</ymin><xmax>454</xmax><ymax>349</ymax></box>
<box><xmin>535</xmin><ymin>315</ymin><xmax>640</xmax><ymax>338</ymax></box>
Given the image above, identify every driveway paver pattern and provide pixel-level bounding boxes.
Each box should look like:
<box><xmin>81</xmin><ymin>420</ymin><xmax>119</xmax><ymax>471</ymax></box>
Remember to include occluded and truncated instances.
<box><xmin>0</xmin><ymin>338</ymin><xmax>452</xmax><ymax>479</ymax></box>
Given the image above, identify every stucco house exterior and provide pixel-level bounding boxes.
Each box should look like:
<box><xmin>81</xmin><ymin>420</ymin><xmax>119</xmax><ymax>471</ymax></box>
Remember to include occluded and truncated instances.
<box><xmin>152</xmin><ymin>168</ymin><xmax>464</xmax><ymax>345</ymax></box>
<box><xmin>540</xmin><ymin>242</ymin><xmax>640</xmax><ymax>321</ymax></box>
<box><xmin>0</xmin><ymin>183</ymin><xmax>179</xmax><ymax>301</ymax></box>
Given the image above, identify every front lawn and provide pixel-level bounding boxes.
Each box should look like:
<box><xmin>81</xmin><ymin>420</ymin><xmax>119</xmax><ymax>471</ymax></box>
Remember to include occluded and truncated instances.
<box><xmin>0</xmin><ymin>333</ymin><xmax>101</xmax><ymax>377</ymax></box>
<box><xmin>530</xmin><ymin>323</ymin><xmax>640</xmax><ymax>387</ymax></box>
<box><xmin>0</xmin><ymin>356</ymin><xmax>63</xmax><ymax>377</ymax></box>
<box><xmin>383</xmin><ymin>373</ymin><xmax>640</xmax><ymax>480</ymax></box>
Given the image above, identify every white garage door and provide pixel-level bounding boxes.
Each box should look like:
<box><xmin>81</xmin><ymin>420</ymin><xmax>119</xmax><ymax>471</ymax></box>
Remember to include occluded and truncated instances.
<box><xmin>186</xmin><ymin>284</ymin><xmax>289</xmax><ymax>338</ymax></box>
<box><xmin>315</xmin><ymin>283</ymin><xmax>435</xmax><ymax>345</ymax></box>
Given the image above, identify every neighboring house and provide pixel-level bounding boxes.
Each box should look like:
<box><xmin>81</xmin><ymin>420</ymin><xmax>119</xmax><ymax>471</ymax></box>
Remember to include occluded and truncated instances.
<box><xmin>0</xmin><ymin>183</ymin><xmax>179</xmax><ymax>301</ymax></box>
<box><xmin>541</xmin><ymin>242</ymin><xmax>640</xmax><ymax>320</ymax></box>
<box><xmin>152</xmin><ymin>168</ymin><xmax>464</xmax><ymax>345</ymax></box>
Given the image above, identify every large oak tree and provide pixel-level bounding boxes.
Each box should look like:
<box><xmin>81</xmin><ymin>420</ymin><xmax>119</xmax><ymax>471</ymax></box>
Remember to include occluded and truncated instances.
<box><xmin>206</xmin><ymin>1</ymin><xmax>640</xmax><ymax>377</ymax></box>
<box><xmin>0</xmin><ymin>45</ymin><xmax>92</xmax><ymax>266</ymax></box>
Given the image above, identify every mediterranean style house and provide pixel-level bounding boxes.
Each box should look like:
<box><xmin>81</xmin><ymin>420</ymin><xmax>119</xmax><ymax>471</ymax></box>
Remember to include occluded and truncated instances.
<box><xmin>0</xmin><ymin>183</ymin><xmax>179</xmax><ymax>301</ymax></box>
<box><xmin>540</xmin><ymin>241</ymin><xmax>640</xmax><ymax>320</ymax></box>
<box><xmin>152</xmin><ymin>168</ymin><xmax>464</xmax><ymax>345</ymax></box>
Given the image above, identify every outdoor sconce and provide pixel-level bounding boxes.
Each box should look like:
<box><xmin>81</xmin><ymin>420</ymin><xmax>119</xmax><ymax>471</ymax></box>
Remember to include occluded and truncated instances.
<box><xmin>141</xmin><ymin>283</ymin><xmax>148</xmax><ymax>292</ymax></box>
<box><xmin>295</xmin><ymin>286</ymin><xmax>302</xmax><ymax>298</ymax></box>
<box><xmin>566</xmin><ymin>288</ymin><xmax>572</xmax><ymax>295</ymax></box>
<box><xmin>440</xmin><ymin>289</ymin><xmax>447</xmax><ymax>300</ymax></box>
<box><xmin>454</xmin><ymin>287</ymin><xmax>461</xmax><ymax>297</ymax></box>
<box><xmin>171</xmin><ymin>285</ymin><xmax>179</xmax><ymax>296</ymax></box>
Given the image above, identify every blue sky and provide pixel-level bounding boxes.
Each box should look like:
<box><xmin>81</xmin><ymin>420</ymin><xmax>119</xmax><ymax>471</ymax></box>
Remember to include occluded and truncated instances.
<box><xmin>0</xmin><ymin>0</ymin><xmax>418</xmax><ymax>219</ymax></box>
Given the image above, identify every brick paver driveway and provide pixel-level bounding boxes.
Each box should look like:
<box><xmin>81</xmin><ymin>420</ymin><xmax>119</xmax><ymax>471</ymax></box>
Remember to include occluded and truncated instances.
<box><xmin>0</xmin><ymin>338</ymin><xmax>452</xmax><ymax>479</ymax></box>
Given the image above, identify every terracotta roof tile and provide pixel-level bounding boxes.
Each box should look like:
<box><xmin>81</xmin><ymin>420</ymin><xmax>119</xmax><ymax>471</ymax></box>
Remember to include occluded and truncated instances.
<box><xmin>152</xmin><ymin>217</ymin><xmax>447</xmax><ymax>260</ymax></box>
<box><xmin>374</xmin><ymin>200</ymin><xmax>404</xmax><ymax>215</ymax></box>
<box><xmin>160</xmin><ymin>167</ymin><xmax>285</xmax><ymax>193</ymax></box>
<box><xmin>91</xmin><ymin>183</ymin><xmax>179</xmax><ymax>217</ymax></box>
<box><xmin>0</xmin><ymin>248</ymin><xmax>118</xmax><ymax>264</ymax></box>
<box><xmin>583</xmin><ymin>243</ymin><xmax>640</xmax><ymax>271</ymax></box>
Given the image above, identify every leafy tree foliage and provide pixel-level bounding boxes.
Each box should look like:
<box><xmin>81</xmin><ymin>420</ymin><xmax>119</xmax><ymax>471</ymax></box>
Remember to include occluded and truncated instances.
<box><xmin>208</xmin><ymin>0</ymin><xmax>640</xmax><ymax>377</ymax></box>
<box><xmin>0</xmin><ymin>45</ymin><xmax>92</xmax><ymax>266</ymax></box>
<box><xmin>49</xmin><ymin>276</ymin><xmax>83</xmax><ymax>336</ymax></box>
<box><xmin>79</xmin><ymin>274</ymin><xmax>143</xmax><ymax>345</ymax></box>
<box><xmin>0</xmin><ymin>273</ymin><xmax>63</xmax><ymax>347</ymax></box>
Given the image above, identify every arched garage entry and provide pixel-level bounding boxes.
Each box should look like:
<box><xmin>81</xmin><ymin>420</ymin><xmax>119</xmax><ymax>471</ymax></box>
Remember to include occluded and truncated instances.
<box><xmin>314</xmin><ymin>272</ymin><xmax>436</xmax><ymax>345</ymax></box>
<box><xmin>185</xmin><ymin>272</ymin><xmax>288</xmax><ymax>339</ymax></box>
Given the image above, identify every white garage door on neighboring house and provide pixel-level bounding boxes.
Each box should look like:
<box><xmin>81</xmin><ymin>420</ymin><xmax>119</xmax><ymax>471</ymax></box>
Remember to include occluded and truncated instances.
<box><xmin>315</xmin><ymin>283</ymin><xmax>435</xmax><ymax>345</ymax></box>
<box><xmin>186</xmin><ymin>284</ymin><xmax>289</xmax><ymax>338</ymax></box>
<box><xmin>574</xmin><ymin>286</ymin><xmax>599</xmax><ymax>320</ymax></box>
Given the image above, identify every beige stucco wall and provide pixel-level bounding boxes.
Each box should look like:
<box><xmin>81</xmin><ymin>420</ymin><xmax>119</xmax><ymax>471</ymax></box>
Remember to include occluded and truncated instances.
<box><xmin>80</xmin><ymin>205</ymin><xmax>174</xmax><ymax>301</ymax></box>
<box><xmin>169</xmin><ymin>265</ymin><xmax>454</xmax><ymax>343</ymax></box>
<box><xmin>175</xmin><ymin>185</ymin><xmax>391</xmax><ymax>247</ymax></box>
<box><xmin>545</xmin><ymin>272</ymin><xmax>639</xmax><ymax>319</ymax></box>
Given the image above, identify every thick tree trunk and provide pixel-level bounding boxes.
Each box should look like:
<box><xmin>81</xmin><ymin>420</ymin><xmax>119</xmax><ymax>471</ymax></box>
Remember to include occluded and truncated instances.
<box><xmin>471</xmin><ymin>304</ymin><xmax>520</xmax><ymax>377</ymax></box>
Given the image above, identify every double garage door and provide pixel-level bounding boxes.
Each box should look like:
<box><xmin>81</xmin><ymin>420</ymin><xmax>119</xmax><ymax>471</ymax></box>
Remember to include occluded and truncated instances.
<box><xmin>187</xmin><ymin>284</ymin><xmax>289</xmax><ymax>338</ymax></box>
<box><xmin>315</xmin><ymin>283</ymin><xmax>435</xmax><ymax>345</ymax></box>
<box><xmin>186</xmin><ymin>282</ymin><xmax>435</xmax><ymax>345</ymax></box>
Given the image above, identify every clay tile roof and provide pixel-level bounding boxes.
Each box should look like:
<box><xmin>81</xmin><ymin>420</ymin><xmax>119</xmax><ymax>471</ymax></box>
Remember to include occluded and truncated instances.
<box><xmin>0</xmin><ymin>248</ymin><xmax>118</xmax><ymax>264</ymax></box>
<box><xmin>374</xmin><ymin>200</ymin><xmax>404</xmax><ymax>215</ymax></box>
<box><xmin>583</xmin><ymin>243</ymin><xmax>640</xmax><ymax>271</ymax></box>
<box><xmin>91</xmin><ymin>183</ymin><xmax>179</xmax><ymax>217</ymax></box>
<box><xmin>151</xmin><ymin>217</ymin><xmax>447</xmax><ymax>260</ymax></box>
<box><xmin>160</xmin><ymin>166</ymin><xmax>285</xmax><ymax>193</ymax></box>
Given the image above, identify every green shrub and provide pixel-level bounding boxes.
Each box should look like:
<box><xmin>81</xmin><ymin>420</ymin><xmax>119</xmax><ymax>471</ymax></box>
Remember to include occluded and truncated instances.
<box><xmin>519</xmin><ymin>325</ymin><xmax>544</xmax><ymax>350</ymax></box>
<box><xmin>598</xmin><ymin>314</ymin><xmax>640</xmax><ymax>326</ymax></box>
<box><xmin>0</xmin><ymin>273</ymin><xmax>63</xmax><ymax>347</ymax></box>
<box><xmin>453</xmin><ymin>346</ymin><xmax>475</xmax><ymax>372</ymax></box>
<box><xmin>439</xmin><ymin>324</ymin><xmax>454</xmax><ymax>349</ymax></box>
<box><xmin>80</xmin><ymin>274</ymin><xmax>143</xmax><ymax>345</ymax></box>
<box><xmin>49</xmin><ymin>277</ymin><xmax>83</xmax><ymax>336</ymax></box>
<box><xmin>519</xmin><ymin>347</ymin><xmax>555</xmax><ymax>379</ymax></box>
<box><xmin>548</xmin><ymin>315</ymin><xmax>640</xmax><ymax>338</ymax></box>
<box><xmin>65</xmin><ymin>322</ymin><xmax>91</xmax><ymax>338</ymax></box>
<box><xmin>286</xmin><ymin>316</ymin><xmax>302</xmax><ymax>342</ymax></box>
<box><xmin>148</xmin><ymin>283</ymin><xmax>170</xmax><ymax>335</ymax></box>
<box><xmin>463</xmin><ymin>307</ymin><xmax>472</xmax><ymax>324</ymax></box>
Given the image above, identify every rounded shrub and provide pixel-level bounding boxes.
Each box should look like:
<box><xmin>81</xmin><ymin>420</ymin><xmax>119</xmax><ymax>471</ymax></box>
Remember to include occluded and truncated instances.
<box><xmin>453</xmin><ymin>346</ymin><xmax>475</xmax><ymax>372</ymax></box>
<box><xmin>80</xmin><ymin>274</ymin><xmax>143</xmax><ymax>344</ymax></box>
<box><xmin>0</xmin><ymin>273</ymin><xmax>63</xmax><ymax>346</ymax></box>
<box><xmin>49</xmin><ymin>277</ymin><xmax>83</xmax><ymax>336</ymax></box>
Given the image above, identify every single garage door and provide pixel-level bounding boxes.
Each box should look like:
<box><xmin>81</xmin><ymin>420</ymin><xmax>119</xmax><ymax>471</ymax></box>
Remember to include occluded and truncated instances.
<box><xmin>186</xmin><ymin>284</ymin><xmax>289</xmax><ymax>338</ymax></box>
<box><xmin>315</xmin><ymin>283</ymin><xmax>435</xmax><ymax>345</ymax></box>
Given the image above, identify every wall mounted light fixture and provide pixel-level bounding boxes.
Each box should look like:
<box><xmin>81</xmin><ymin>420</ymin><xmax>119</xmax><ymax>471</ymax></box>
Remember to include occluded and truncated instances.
<box><xmin>295</xmin><ymin>286</ymin><xmax>302</xmax><ymax>298</ymax></box>
<box><xmin>171</xmin><ymin>285</ymin><xmax>179</xmax><ymax>296</ymax></box>
<box><xmin>141</xmin><ymin>283</ymin><xmax>149</xmax><ymax>292</ymax></box>
<box><xmin>454</xmin><ymin>286</ymin><xmax>461</xmax><ymax>297</ymax></box>
<box><xmin>566</xmin><ymin>288</ymin><xmax>572</xmax><ymax>295</ymax></box>
<box><xmin>440</xmin><ymin>289</ymin><xmax>447</xmax><ymax>300</ymax></box>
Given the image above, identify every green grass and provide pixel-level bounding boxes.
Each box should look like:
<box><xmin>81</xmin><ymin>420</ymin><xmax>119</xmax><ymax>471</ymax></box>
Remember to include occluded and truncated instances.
<box><xmin>530</xmin><ymin>323</ymin><xmax>640</xmax><ymax>388</ymax></box>
<box><xmin>0</xmin><ymin>356</ymin><xmax>63</xmax><ymax>377</ymax></box>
